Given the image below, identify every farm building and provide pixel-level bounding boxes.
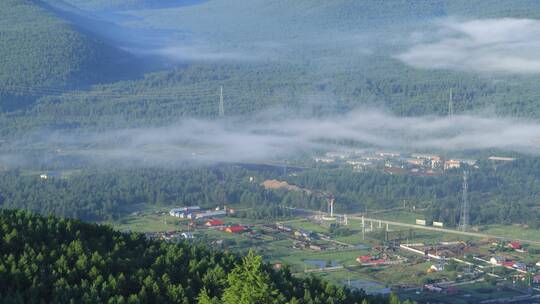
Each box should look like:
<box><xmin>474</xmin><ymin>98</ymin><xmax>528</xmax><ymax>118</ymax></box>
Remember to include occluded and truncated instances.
<box><xmin>507</xmin><ymin>241</ymin><xmax>522</xmax><ymax>250</ymax></box>
<box><xmin>39</xmin><ymin>171</ymin><xmax>61</xmax><ymax>180</ymax></box>
<box><xmin>169</xmin><ymin>206</ymin><xmax>201</xmax><ymax>217</ymax></box>
<box><xmin>294</xmin><ymin>229</ymin><xmax>315</xmax><ymax>240</ymax></box>
<box><xmin>443</xmin><ymin>160</ymin><xmax>461</xmax><ymax>170</ymax></box>
<box><xmin>490</xmin><ymin>256</ymin><xmax>504</xmax><ymax>265</ymax></box>
<box><xmin>276</xmin><ymin>224</ymin><xmax>293</xmax><ymax>232</ymax></box>
<box><xmin>357</xmin><ymin>256</ymin><xmax>372</xmax><ymax>263</ymax></box>
<box><xmin>225</xmin><ymin>226</ymin><xmax>245</xmax><ymax>233</ymax></box>
<box><xmin>404</xmin><ymin>158</ymin><xmax>425</xmax><ymax>166</ymax></box>
<box><xmin>195</xmin><ymin>210</ymin><xmax>227</xmax><ymax>219</ymax></box>
<box><xmin>309</xmin><ymin>244</ymin><xmax>324</xmax><ymax>251</ymax></box>
<box><xmin>206</xmin><ymin>219</ymin><xmax>224</xmax><ymax>227</ymax></box>
<box><xmin>488</xmin><ymin>156</ymin><xmax>516</xmax><ymax>162</ymax></box>
<box><xmin>512</xmin><ymin>262</ymin><xmax>526</xmax><ymax>271</ymax></box>
<box><xmin>428</xmin><ymin>264</ymin><xmax>444</xmax><ymax>272</ymax></box>
<box><xmin>501</xmin><ymin>261</ymin><xmax>515</xmax><ymax>268</ymax></box>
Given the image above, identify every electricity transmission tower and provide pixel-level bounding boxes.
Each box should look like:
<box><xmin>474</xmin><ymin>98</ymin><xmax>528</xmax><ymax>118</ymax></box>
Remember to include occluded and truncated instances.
<box><xmin>448</xmin><ymin>88</ymin><xmax>454</xmax><ymax>118</ymax></box>
<box><xmin>218</xmin><ymin>86</ymin><xmax>225</xmax><ymax>117</ymax></box>
<box><xmin>459</xmin><ymin>171</ymin><xmax>469</xmax><ymax>231</ymax></box>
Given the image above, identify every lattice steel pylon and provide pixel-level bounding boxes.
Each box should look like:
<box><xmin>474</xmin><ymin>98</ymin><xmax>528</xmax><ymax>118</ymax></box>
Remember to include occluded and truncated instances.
<box><xmin>459</xmin><ymin>171</ymin><xmax>469</xmax><ymax>231</ymax></box>
<box><xmin>448</xmin><ymin>88</ymin><xmax>454</xmax><ymax>118</ymax></box>
<box><xmin>218</xmin><ymin>86</ymin><xmax>225</xmax><ymax>117</ymax></box>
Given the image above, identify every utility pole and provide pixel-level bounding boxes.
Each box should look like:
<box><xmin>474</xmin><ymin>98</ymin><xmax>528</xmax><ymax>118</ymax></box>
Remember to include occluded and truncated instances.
<box><xmin>218</xmin><ymin>86</ymin><xmax>225</xmax><ymax>117</ymax></box>
<box><xmin>362</xmin><ymin>215</ymin><xmax>365</xmax><ymax>240</ymax></box>
<box><xmin>329</xmin><ymin>198</ymin><xmax>334</xmax><ymax>218</ymax></box>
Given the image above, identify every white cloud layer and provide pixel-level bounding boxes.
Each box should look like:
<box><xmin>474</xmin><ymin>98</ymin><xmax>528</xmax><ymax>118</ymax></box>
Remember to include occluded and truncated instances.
<box><xmin>8</xmin><ymin>110</ymin><xmax>540</xmax><ymax>167</ymax></box>
<box><xmin>397</xmin><ymin>18</ymin><xmax>540</xmax><ymax>74</ymax></box>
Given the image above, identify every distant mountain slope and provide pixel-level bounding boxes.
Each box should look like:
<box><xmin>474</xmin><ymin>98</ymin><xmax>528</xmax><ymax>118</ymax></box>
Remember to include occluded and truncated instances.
<box><xmin>0</xmin><ymin>0</ymin><xmax>137</xmax><ymax>110</ymax></box>
<box><xmin>55</xmin><ymin>0</ymin><xmax>204</xmax><ymax>11</ymax></box>
<box><xmin>3</xmin><ymin>0</ymin><xmax>540</xmax><ymax>133</ymax></box>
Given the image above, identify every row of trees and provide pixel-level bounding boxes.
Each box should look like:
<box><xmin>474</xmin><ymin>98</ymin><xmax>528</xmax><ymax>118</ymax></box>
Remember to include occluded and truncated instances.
<box><xmin>0</xmin><ymin>209</ymin><xmax>413</xmax><ymax>303</ymax></box>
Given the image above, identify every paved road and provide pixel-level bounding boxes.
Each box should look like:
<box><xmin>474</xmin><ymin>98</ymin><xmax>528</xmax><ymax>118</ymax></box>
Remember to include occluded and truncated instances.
<box><xmin>288</xmin><ymin>207</ymin><xmax>540</xmax><ymax>245</ymax></box>
<box><xmin>348</xmin><ymin>214</ymin><xmax>540</xmax><ymax>245</ymax></box>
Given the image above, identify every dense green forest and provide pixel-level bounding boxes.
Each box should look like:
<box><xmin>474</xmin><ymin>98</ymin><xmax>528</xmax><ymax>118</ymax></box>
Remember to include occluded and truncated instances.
<box><xmin>0</xmin><ymin>167</ymin><xmax>324</xmax><ymax>222</ymax></box>
<box><xmin>0</xmin><ymin>158</ymin><xmax>538</xmax><ymax>227</ymax></box>
<box><xmin>0</xmin><ymin>209</ymin><xmax>411</xmax><ymax>303</ymax></box>
<box><xmin>3</xmin><ymin>60</ymin><xmax>540</xmax><ymax>139</ymax></box>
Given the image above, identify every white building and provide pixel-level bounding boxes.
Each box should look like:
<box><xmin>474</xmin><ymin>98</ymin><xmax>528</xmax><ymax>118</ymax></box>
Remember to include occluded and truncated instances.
<box><xmin>314</xmin><ymin>157</ymin><xmax>335</xmax><ymax>163</ymax></box>
<box><xmin>488</xmin><ymin>156</ymin><xmax>516</xmax><ymax>162</ymax></box>
<box><xmin>195</xmin><ymin>210</ymin><xmax>227</xmax><ymax>219</ymax></box>
<box><xmin>490</xmin><ymin>256</ymin><xmax>504</xmax><ymax>265</ymax></box>
<box><xmin>169</xmin><ymin>206</ymin><xmax>201</xmax><ymax>217</ymax></box>
<box><xmin>430</xmin><ymin>264</ymin><xmax>444</xmax><ymax>272</ymax></box>
<box><xmin>181</xmin><ymin>232</ymin><xmax>194</xmax><ymax>239</ymax></box>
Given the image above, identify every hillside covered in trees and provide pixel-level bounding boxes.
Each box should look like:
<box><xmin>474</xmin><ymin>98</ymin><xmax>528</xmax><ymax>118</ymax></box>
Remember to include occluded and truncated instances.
<box><xmin>0</xmin><ymin>0</ymin><xmax>138</xmax><ymax>111</ymax></box>
<box><xmin>3</xmin><ymin>0</ymin><xmax>540</xmax><ymax>137</ymax></box>
<box><xmin>0</xmin><ymin>209</ymin><xmax>410</xmax><ymax>303</ymax></box>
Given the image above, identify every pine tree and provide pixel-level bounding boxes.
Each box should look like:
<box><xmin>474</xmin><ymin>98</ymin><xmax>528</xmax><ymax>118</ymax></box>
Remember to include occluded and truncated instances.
<box><xmin>222</xmin><ymin>250</ymin><xmax>277</xmax><ymax>304</ymax></box>
<box><xmin>198</xmin><ymin>288</ymin><xmax>219</xmax><ymax>304</ymax></box>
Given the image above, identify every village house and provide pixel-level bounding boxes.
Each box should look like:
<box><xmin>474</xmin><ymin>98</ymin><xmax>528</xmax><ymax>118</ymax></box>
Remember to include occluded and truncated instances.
<box><xmin>428</xmin><ymin>264</ymin><xmax>444</xmax><ymax>272</ymax></box>
<box><xmin>225</xmin><ymin>225</ymin><xmax>245</xmax><ymax>233</ymax></box>
<box><xmin>404</xmin><ymin>158</ymin><xmax>425</xmax><ymax>166</ymax></box>
<box><xmin>512</xmin><ymin>262</ymin><xmax>526</xmax><ymax>271</ymax></box>
<box><xmin>444</xmin><ymin>160</ymin><xmax>461</xmax><ymax>170</ymax></box>
<box><xmin>507</xmin><ymin>241</ymin><xmax>522</xmax><ymax>250</ymax></box>
<box><xmin>195</xmin><ymin>210</ymin><xmax>227</xmax><ymax>219</ymax></box>
<box><xmin>205</xmin><ymin>219</ymin><xmax>224</xmax><ymax>227</ymax></box>
<box><xmin>490</xmin><ymin>256</ymin><xmax>504</xmax><ymax>265</ymax></box>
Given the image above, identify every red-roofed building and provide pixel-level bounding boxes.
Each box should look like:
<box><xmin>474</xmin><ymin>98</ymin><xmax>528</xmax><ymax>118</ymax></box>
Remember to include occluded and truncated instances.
<box><xmin>205</xmin><ymin>219</ymin><xmax>224</xmax><ymax>227</ymax></box>
<box><xmin>508</xmin><ymin>242</ymin><xmax>522</xmax><ymax>250</ymax></box>
<box><xmin>225</xmin><ymin>225</ymin><xmax>245</xmax><ymax>233</ymax></box>
<box><xmin>502</xmin><ymin>261</ymin><xmax>515</xmax><ymax>268</ymax></box>
<box><xmin>357</xmin><ymin>256</ymin><xmax>372</xmax><ymax>263</ymax></box>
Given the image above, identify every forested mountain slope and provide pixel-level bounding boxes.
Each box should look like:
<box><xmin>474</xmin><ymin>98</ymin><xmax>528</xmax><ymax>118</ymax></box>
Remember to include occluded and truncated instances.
<box><xmin>52</xmin><ymin>0</ymin><xmax>202</xmax><ymax>11</ymax></box>
<box><xmin>0</xmin><ymin>0</ymin><xmax>137</xmax><ymax>111</ymax></box>
<box><xmin>3</xmin><ymin>0</ymin><xmax>540</xmax><ymax>137</ymax></box>
<box><xmin>0</xmin><ymin>209</ymin><xmax>403</xmax><ymax>303</ymax></box>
